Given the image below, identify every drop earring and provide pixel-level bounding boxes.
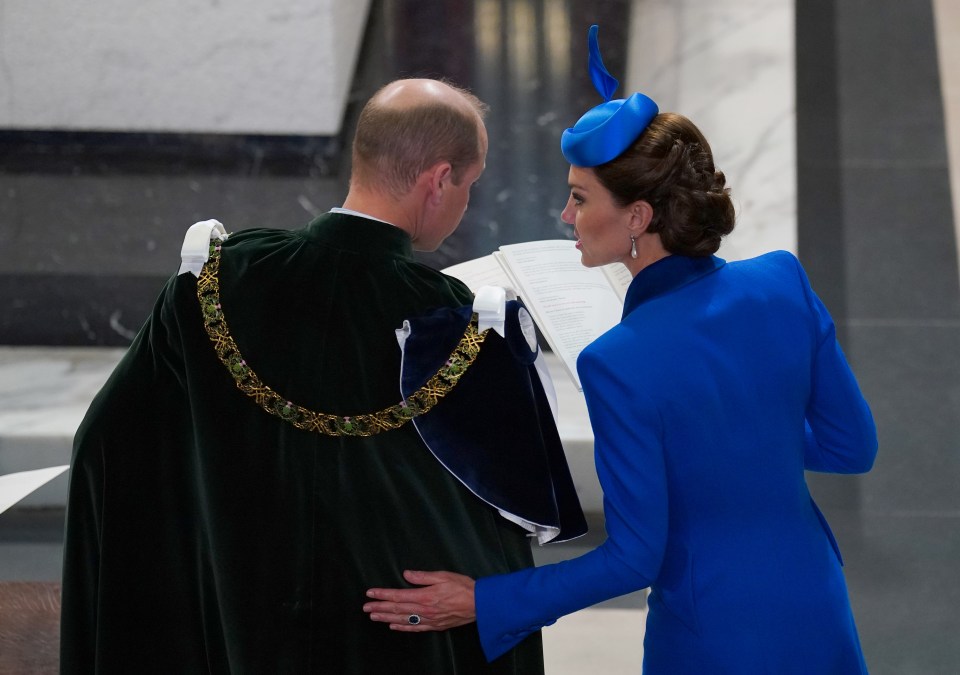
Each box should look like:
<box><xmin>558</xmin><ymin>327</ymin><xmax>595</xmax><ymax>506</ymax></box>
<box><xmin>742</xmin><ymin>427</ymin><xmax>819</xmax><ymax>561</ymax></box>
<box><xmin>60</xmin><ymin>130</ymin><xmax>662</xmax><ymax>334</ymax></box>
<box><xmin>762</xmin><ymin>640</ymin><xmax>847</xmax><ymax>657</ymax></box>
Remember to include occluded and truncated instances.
<box><xmin>630</xmin><ymin>236</ymin><xmax>638</xmax><ymax>259</ymax></box>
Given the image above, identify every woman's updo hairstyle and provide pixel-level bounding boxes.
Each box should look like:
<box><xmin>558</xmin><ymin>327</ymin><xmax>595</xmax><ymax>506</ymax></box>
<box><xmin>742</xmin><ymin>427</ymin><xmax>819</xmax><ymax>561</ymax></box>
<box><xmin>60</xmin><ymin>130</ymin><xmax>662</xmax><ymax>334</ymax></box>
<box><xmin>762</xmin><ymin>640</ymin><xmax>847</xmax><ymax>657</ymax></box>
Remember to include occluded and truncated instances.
<box><xmin>592</xmin><ymin>113</ymin><xmax>735</xmax><ymax>256</ymax></box>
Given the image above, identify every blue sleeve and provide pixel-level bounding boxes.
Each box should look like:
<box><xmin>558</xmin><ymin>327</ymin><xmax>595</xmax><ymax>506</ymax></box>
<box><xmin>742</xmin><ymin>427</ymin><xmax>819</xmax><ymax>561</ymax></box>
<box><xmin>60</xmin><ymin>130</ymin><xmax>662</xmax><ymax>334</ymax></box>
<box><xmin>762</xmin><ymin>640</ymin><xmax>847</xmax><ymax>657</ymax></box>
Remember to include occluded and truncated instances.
<box><xmin>791</xmin><ymin>255</ymin><xmax>878</xmax><ymax>473</ymax></box>
<box><xmin>476</xmin><ymin>343</ymin><xmax>666</xmax><ymax>661</ymax></box>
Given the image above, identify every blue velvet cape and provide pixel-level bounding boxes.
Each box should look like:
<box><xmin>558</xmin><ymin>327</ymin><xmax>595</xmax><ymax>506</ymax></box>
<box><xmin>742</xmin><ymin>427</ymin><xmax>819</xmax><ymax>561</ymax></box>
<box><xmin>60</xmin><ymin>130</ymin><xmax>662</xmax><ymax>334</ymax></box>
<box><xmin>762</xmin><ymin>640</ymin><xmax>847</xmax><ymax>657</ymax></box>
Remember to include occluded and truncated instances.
<box><xmin>399</xmin><ymin>302</ymin><xmax>587</xmax><ymax>544</ymax></box>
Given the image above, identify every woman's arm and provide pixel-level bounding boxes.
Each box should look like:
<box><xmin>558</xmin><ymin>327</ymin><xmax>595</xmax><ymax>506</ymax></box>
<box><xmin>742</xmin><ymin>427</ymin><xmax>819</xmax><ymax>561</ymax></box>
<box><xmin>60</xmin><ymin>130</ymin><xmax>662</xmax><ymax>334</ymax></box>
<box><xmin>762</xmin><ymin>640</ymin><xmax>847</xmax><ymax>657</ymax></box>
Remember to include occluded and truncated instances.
<box><xmin>792</xmin><ymin>256</ymin><xmax>878</xmax><ymax>473</ymax></box>
<box><xmin>365</xmin><ymin>341</ymin><xmax>668</xmax><ymax>660</ymax></box>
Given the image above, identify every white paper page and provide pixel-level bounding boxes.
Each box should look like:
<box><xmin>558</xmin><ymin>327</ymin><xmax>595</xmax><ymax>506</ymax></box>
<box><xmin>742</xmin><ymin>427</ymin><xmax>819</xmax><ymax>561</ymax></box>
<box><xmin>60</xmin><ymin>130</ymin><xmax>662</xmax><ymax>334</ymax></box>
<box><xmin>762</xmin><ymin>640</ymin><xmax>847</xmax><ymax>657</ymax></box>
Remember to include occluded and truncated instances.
<box><xmin>0</xmin><ymin>466</ymin><xmax>70</xmax><ymax>515</ymax></box>
<box><xmin>601</xmin><ymin>262</ymin><xmax>634</xmax><ymax>302</ymax></box>
<box><xmin>497</xmin><ymin>240</ymin><xmax>623</xmax><ymax>389</ymax></box>
<box><xmin>442</xmin><ymin>255</ymin><xmax>515</xmax><ymax>294</ymax></box>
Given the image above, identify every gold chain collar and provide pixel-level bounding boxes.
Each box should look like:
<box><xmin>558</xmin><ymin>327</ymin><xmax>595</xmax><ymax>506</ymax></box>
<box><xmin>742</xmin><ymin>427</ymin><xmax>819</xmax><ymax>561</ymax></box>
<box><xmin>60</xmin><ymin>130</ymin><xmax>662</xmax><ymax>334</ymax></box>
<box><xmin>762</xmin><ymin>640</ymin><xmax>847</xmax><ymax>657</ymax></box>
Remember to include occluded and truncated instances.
<box><xmin>196</xmin><ymin>239</ymin><xmax>488</xmax><ymax>436</ymax></box>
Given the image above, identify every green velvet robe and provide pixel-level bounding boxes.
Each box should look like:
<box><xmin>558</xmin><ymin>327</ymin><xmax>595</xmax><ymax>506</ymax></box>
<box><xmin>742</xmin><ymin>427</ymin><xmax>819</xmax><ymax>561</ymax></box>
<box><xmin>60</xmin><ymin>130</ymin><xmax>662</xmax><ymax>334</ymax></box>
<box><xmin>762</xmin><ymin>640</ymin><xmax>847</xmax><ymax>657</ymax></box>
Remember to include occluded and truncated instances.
<box><xmin>60</xmin><ymin>213</ymin><xmax>544</xmax><ymax>674</ymax></box>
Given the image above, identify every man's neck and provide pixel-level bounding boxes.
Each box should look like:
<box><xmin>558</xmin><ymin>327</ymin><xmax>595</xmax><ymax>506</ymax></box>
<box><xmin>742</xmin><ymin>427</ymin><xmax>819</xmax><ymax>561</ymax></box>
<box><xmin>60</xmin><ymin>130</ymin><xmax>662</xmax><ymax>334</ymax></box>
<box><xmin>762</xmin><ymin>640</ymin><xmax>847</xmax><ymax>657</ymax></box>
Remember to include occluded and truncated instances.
<box><xmin>330</xmin><ymin>207</ymin><xmax>394</xmax><ymax>226</ymax></box>
<box><xmin>342</xmin><ymin>189</ymin><xmax>420</xmax><ymax>241</ymax></box>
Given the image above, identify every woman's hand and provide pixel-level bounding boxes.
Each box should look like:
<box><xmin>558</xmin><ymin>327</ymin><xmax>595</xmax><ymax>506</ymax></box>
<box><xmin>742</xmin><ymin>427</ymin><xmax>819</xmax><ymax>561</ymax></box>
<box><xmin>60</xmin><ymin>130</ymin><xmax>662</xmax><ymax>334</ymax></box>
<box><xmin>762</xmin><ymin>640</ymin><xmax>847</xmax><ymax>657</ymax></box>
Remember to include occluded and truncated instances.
<box><xmin>364</xmin><ymin>570</ymin><xmax>476</xmax><ymax>632</ymax></box>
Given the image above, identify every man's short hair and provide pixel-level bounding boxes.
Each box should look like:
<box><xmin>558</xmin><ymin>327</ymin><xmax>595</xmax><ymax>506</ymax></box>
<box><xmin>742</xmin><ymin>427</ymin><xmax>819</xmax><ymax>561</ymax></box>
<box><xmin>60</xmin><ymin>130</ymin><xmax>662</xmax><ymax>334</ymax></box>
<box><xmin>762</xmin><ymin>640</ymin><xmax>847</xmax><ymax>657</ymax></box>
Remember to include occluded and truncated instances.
<box><xmin>351</xmin><ymin>80</ymin><xmax>488</xmax><ymax>197</ymax></box>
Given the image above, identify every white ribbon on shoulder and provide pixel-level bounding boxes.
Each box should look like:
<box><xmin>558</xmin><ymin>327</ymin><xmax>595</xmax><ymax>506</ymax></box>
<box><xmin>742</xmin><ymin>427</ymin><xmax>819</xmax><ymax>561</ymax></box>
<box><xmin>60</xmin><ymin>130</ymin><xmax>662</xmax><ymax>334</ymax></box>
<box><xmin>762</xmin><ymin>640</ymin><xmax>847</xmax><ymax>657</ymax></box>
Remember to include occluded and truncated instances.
<box><xmin>473</xmin><ymin>285</ymin><xmax>508</xmax><ymax>337</ymax></box>
<box><xmin>178</xmin><ymin>219</ymin><xmax>229</xmax><ymax>277</ymax></box>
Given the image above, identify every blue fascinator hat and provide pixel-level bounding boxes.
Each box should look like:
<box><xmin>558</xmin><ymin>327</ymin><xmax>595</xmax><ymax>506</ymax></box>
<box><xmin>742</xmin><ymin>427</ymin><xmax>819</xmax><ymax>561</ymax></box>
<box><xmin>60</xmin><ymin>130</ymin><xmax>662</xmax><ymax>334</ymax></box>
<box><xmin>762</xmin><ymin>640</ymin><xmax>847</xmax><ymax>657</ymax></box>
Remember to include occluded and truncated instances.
<box><xmin>560</xmin><ymin>25</ymin><xmax>659</xmax><ymax>167</ymax></box>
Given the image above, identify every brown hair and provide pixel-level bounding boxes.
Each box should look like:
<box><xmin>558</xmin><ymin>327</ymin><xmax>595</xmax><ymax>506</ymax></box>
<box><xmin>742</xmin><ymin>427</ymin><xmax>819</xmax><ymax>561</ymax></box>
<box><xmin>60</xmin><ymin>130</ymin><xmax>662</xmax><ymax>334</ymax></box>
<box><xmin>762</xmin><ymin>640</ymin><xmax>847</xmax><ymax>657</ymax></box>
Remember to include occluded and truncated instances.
<box><xmin>593</xmin><ymin>112</ymin><xmax>735</xmax><ymax>256</ymax></box>
<box><xmin>351</xmin><ymin>80</ymin><xmax>488</xmax><ymax>197</ymax></box>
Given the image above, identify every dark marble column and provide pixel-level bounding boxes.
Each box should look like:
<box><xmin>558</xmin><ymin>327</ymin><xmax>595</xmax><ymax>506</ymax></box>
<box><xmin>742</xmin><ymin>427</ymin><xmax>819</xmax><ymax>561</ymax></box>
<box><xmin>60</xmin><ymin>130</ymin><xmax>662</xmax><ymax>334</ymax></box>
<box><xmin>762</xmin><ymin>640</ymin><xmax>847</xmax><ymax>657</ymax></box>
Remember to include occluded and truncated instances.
<box><xmin>797</xmin><ymin>1</ymin><xmax>960</xmax><ymax>672</ymax></box>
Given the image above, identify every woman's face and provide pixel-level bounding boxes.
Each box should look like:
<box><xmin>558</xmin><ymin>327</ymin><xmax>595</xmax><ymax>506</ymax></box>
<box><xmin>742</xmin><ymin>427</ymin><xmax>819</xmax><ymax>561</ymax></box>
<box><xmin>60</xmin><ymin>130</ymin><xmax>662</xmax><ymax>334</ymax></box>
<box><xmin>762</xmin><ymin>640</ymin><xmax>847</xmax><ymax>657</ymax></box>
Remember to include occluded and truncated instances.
<box><xmin>561</xmin><ymin>165</ymin><xmax>635</xmax><ymax>268</ymax></box>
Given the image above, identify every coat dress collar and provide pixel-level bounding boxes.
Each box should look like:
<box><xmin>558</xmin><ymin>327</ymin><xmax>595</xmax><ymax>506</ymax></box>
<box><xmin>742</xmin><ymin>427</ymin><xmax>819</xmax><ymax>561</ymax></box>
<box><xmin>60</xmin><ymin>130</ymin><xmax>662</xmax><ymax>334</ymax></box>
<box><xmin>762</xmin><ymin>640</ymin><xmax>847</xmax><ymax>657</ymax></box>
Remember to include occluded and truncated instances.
<box><xmin>622</xmin><ymin>254</ymin><xmax>726</xmax><ymax>318</ymax></box>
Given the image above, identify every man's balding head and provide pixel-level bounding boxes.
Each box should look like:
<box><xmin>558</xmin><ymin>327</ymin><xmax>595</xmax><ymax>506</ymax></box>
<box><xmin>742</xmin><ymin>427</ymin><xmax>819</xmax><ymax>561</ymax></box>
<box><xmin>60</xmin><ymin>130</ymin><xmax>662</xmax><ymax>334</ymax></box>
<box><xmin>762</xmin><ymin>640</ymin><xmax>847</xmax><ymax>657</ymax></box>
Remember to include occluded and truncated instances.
<box><xmin>350</xmin><ymin>79</ymin><xmax>488</xmax><ymax>198</ymax></box>
<box><xmin>371</xmin><ymin>78</ymin><xmax>482</xmax><ymax>115</ymax></box>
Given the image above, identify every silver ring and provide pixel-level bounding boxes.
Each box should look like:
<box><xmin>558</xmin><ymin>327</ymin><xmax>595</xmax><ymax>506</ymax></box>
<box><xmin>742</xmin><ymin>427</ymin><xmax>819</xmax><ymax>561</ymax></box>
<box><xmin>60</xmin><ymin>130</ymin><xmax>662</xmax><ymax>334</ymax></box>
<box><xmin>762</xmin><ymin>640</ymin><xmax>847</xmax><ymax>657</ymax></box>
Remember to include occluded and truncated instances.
<box><xmin>407</xmin><ymin>614</ymin><xmax>421</xmax><ymax>625</ymax></box>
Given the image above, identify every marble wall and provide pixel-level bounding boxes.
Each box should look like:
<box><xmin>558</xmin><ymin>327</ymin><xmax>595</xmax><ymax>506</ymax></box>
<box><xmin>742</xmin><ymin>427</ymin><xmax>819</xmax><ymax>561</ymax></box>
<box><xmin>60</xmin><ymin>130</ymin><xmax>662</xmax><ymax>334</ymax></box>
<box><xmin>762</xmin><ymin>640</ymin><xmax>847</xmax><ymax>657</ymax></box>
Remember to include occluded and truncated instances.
<box><xmin>0</xmin><ymin>0</ymin><xmax>371</xmax><ymax>135</ymax></box>
<box><xmin>0</xmin><ymin>0</ymin><xmax>372</xmax><ymax>346</ymax></box>
<box><xmin>626</xmin><ymin>0</ymin><xmax>796</xmax><ymax>261</ymax></box>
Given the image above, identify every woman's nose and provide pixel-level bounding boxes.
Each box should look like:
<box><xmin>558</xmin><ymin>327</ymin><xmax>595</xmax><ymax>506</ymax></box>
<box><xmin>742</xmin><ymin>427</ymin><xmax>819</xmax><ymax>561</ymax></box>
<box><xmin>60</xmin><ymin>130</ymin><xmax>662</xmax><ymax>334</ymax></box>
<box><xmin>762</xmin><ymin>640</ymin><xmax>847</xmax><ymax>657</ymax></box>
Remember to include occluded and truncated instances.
<box><xmin>560</xmin><ymin>202</ymin><xmax>574</xmax><ymax>225</ymax></box>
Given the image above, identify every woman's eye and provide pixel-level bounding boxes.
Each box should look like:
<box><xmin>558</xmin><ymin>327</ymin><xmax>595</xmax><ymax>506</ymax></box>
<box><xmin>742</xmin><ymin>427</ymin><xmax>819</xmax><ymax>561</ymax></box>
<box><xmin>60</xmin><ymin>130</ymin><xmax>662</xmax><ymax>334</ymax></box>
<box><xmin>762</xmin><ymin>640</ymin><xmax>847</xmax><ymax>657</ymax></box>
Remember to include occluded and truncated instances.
<box><xmin>571</xmin><ymin>192</ymin><xmax>584</xmax><ymax>206</ymax></box>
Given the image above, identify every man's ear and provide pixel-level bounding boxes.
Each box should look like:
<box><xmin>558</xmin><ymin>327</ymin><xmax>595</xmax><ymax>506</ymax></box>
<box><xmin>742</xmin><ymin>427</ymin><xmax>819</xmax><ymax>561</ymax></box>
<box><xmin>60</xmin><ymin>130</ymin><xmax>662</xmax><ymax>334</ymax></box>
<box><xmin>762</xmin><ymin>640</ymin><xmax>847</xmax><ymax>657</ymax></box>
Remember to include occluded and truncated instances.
<box><xmin>627</xmin><ymin>200</ymin><xmax>654</xmax><ymax>236</ymax></box>
<box><xmin>424</xmin><ymin>162</ymin><xmax>454</xmax><ymax>206</ymax></box>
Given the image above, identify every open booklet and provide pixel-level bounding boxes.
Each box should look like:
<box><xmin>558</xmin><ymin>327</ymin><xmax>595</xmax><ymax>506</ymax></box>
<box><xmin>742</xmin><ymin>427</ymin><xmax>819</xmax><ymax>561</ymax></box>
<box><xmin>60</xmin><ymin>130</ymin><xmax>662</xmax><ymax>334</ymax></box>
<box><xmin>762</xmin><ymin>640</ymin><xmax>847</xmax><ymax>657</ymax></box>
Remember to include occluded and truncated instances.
<box><xmin>0</xmin><ymin>466</ymin><xmax>69</xmax><ymax>516</ymax></box>
<box><xmin>443</xmin><ymin>239</ymin><xmax>632</xmax><ymax>390</ymax></box>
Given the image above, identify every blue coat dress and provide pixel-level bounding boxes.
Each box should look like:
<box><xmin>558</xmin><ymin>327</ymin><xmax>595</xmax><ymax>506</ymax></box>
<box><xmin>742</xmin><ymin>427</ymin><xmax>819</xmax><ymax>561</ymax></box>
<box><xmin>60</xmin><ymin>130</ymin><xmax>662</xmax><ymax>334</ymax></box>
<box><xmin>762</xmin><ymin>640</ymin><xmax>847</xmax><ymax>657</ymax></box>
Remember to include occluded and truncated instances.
<box><xmin>475</xmin><ymin>251</ymin><xmax>878</xmax><ymax>674</ymax></box>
